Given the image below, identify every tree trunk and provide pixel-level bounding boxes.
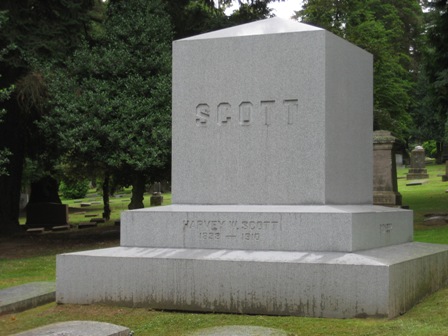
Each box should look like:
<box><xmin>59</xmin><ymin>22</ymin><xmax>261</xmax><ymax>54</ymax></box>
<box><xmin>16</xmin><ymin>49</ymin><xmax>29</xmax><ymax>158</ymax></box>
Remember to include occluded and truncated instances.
<box><xmin>102</xmin><ymin>174</ymin><xmax>111</xmax><ymax>220</ymax></box>
<box><xmin>436</xmin><ymin>141</ymin><xmax>444</xmax><ymax>164</ymax></box>
<box><xmin>0</xmin><ymin>100</ymin><xmax>25</xmax><ymax>236</ymax></box>
<box><xmin>0</xmin><ymin>172</ymin><xmax>23</xmax><ymax>235</ymax></box>
<box><xmin>128</xmin><ymin>173</ymin><xmax>145</xmax><ymax>210</ymax></box>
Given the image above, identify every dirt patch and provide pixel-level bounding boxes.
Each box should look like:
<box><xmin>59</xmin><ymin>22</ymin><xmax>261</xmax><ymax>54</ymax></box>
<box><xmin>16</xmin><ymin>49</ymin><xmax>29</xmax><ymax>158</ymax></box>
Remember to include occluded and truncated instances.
<box><xmin>0</xmin><ymin>226</ymin><xmax>120</xmax><ymax>259</ymax></box>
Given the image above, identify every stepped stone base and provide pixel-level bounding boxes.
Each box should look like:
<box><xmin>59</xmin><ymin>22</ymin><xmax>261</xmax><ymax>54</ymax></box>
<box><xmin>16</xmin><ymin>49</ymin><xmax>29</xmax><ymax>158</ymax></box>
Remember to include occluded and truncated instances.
<box><xmin>407</xmin><ymin>174</ymin><xmax>429</xmax><ymax>180</ymax></box>
<box><xmin>121</xmin><ymin>205</ymin><xmax>413</xmax><ymax>252</ymax></box>
<box><xmin>373</xmin><ymin>191</ymin><xmax>402</xmax><ymax>207</ymax></box>
<box><xmin>407</xmin><ymin>168</ymin><xmax>429</xmax><ymax>180</ymax></box>
<box><xmin>56</xmin><ymin>242</ymin><xmax>448</xmax><ymax>318</ymax></box>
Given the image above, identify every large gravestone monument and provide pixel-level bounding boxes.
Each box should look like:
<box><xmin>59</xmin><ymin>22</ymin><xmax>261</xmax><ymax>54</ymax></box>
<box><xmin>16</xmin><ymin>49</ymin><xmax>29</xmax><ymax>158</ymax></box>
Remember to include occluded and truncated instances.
<box><xmin>57</xmin><ymin>18</ymin><xmax>448</xmax><ymax>318</ymax></box>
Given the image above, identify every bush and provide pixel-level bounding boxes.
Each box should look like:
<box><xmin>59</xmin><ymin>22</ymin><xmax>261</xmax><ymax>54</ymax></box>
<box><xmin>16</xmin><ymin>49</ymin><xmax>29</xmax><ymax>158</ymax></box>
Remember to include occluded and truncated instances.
<box><xmin>60</xmin><ymin>178</ymin><xmax>89</xmax><ymax>199</ymax></box>
<box><xmin>422</xmin><ymin>140</ymin><xmax>437</xmax><ymax>158</ymax></box>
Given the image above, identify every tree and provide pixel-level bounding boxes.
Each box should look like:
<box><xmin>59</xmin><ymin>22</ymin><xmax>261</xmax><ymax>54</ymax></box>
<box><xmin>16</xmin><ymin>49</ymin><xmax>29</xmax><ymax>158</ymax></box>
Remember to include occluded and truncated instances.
<box><xmin>41</xmin><ymin>0</ymin><xmax>173</xmax><ymax>217</ymax></box>
<box><xmin>165</xmin><ymin>0</ymin><xmax>228</xmax><ymax>39</ymax></box>
<box><xmin>296</xmin><ymin>0</ymin><xmax>423</xmax><ymax>141</ymax></box>
<box><xmin>425</xmin><ymin>1</ymin><xmax>448</xmax><ymax>152</ymax></box>
<box><xmin>0</xmin><ymin>11</ymin><xmax>13</xmax><ymax>177</ymax></box>
<box><xmin>165</xmin><ymin>0</ymin><xmax>275</xmax><ymax>39</ymax></box>
<box><xmin>0</xmin><ymin>0</ymin><xmax>95</xmax><ymax>235</ymax></box>
<box><xmin>227</xmin><ymin>0</ymin><xmax>274</xmax><ymax>24</ymax></box>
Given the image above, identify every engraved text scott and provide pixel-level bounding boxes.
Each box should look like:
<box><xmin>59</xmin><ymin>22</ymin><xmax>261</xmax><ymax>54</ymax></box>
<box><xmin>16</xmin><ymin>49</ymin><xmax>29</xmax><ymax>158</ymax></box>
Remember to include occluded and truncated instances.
<box><xmin>196</xmin><ymin>100</ymin><xmax>298</xmax><ymax>126</ymax></box>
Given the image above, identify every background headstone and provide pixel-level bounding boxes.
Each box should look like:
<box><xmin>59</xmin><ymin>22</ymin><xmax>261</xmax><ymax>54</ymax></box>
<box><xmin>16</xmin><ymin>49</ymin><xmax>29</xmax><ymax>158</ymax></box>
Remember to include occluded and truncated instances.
<box><xmin>395</xmin><ymin>153</ymin><xmax>403</xmax><ymax>167</ymax></box>
<box><xmin>150</xmin><ymin>182</ymin><xmax>163</xmax><ymax>206</ymax></box>
<box><xmin>373</xmin><ymin>130</ymin><xmax>402</xmax><ymax>206</ymax></box>
<box><xmin>26</xmin><ymin>202</ymin><xmax>68</xmax><ymax>230</ymax></box>
<box><xmin>406</xmin><ymin>146</ymin><xmax>429</xmax><ymax>180</ymax></box>
<box><xmin>442</xmin><ymin>160</ymin><xmax>448</xmax><ymax>182</ymax></box>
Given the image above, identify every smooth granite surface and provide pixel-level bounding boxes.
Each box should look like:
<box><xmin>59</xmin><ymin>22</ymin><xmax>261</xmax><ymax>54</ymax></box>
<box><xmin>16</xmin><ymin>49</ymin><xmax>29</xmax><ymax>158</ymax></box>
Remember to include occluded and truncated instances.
<box><xmin>13</xmin><ymin>321</ymin><xmax>130</xmax><ymax>336</ymax></box>
<box><xmin>172</xmin><ymin>18</ymin><xmax>372</xmax><ymax>205</ymax></box>
<box><xmin>188</xmin><ymin>325</ymin><xmax>288</xmax><ymax>336</ymax></box>
<box><xmin>56</xmin><ymin>243</ymin><xmax>448</xmax><ymax>318</ymax></box>
<box><xmin>0</xmin><ymin>282</ymin><xmax>55</xmax><ymax>314</ymax></box>
<box><xmin>121</xmin><ymin>205</ymin><xmax>413</xmax><ymax>252</ymax></box>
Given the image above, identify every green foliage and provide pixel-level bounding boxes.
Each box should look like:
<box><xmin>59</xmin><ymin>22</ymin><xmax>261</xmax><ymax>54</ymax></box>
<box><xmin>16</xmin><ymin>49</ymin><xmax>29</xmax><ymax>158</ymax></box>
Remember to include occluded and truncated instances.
<box><xmin>41</xmin><ymin>0</ymin><xmax>173</xmax><ymax>187</ymax></box>
<box><xmin>412</xmin><ymin>1</ymin><xmax>448</xmax><ymax>151</ymax></box>
<box><xmin>59</xmin><ymin>178</ymin><xmax>89</xmax><ymax>200</ymax></box>
<box><xmin>297</xmin><ymin>0</ymin><xmax>423</xmax><ymax>141</ymax></box>
<box><xmin>422</xmin><ymin>140</ymin><xmax>437</xmax><ymax>158</ymax></box>
<box><xmin>0</xmin><ymin>0</ymin><xmax>95</xmax><ymax>70</ymax></box>
<box><xmin>0</xmin><ymin>12</ymin><xmax>13</xmax><ymax>177</ymax></box>
<box><xmin>227</xmin><ymin>0</ymin><xmax>274</xmax><ymax>24</ymax></box>
<box><xmin>0</xmin><ymin>1</ymin><xmax>97</xmax><ymax>234</ymax></box>
<box><xmin>165</xmin><ymin>0</ymin><xmax>274</xmax><ymax>39</ymax></box>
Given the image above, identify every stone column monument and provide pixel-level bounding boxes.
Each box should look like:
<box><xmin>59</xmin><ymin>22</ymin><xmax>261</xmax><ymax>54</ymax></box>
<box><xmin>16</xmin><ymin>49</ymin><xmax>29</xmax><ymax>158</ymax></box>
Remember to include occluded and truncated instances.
<box><xmin>57</xmin><ymin>18</ymin><xmax>448</xmax><ymax>318</ymax></box>
<box><xmin>373</xmin><ymin>130</ymin><xmax>402</xmax><ymax>206</ymax></box>
<box><xmin>407</xmin><ymin>146</ymin><xmax>429</xmax><ymax>180</ymax></box>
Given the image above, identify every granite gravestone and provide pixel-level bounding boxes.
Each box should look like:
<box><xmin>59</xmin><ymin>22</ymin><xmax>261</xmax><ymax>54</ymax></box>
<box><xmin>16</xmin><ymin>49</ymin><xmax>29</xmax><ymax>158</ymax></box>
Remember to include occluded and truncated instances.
<box><xmin>407</xmin><ymin>146</ymin><xmax>429</xmax><ymax>180</ymax></box>
<box><xmin>442</xmin><ymin>160</ymin><xmax>448</xmax><ymax>182</ymax></box>
<box><xmin>26</xmin><ymin>202</ymin><xmax>69</xmax><ymax>230</ymax></box>
<box><xmin>57</xmin><ymin>18</ymin><xmax>448</xmax><ymax>318</ymax></box>
<box><xmin>373</xmin><ymin>130</ymin><xmax>402</xmax><ymax>206</ymax></box>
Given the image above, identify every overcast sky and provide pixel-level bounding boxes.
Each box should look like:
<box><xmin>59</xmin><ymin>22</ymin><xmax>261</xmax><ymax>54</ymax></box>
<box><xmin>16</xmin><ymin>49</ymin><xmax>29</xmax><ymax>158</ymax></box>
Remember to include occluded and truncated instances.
<box><xmin>223</xmin><ymin>1</ymin><xmax>303</xmax><ymax>20</ymax></box>
<box><xmin>268</xmin><ymin>0</ymin><xmax>303</xmax><ymax>19</ymax></box>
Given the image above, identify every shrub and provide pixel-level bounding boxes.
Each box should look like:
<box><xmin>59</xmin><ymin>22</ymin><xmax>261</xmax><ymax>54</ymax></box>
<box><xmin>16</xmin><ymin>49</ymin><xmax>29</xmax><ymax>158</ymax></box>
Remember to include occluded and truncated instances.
<box><xmin>422</xmin><ymin>140</ymin><xmax>437</xmax><ymax>158</ymax></box>
<box><xmin>60</xmin><ymin>178</ymin><xmax>89</xmax><ymax>199</ymax></box>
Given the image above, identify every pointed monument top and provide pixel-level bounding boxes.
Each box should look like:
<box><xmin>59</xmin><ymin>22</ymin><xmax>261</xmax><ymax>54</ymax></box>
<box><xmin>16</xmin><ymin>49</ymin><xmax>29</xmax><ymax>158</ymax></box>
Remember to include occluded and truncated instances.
<box><xmin>180</xmin><ymin>17</ymin><xmax>323</xmax><ymax>41</ymax></box>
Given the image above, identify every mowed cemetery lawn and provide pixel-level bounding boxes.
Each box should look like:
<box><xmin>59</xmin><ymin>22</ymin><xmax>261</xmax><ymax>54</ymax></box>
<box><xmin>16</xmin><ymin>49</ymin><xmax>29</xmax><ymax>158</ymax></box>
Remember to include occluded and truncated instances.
<box><xmin>1</xmin><ymin>168</ymin><xmax>448</xmax><ymax>335</ymax></box>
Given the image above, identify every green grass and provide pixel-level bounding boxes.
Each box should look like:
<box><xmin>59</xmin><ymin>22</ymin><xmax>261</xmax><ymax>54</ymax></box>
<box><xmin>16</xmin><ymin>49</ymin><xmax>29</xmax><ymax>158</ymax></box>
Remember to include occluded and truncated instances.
<box><xmin>0</xmin><ymin>256</ymin><xmax>55</xmax><ymax>289</ymax></box>
<box><xmin>19</xmin><ymin>189</ymin><xmax>172</xmax><ymax>226</ymax></box>
<box><xmin>2</xmin><ymin>171</ymin><xmax>448</xmax><ymax>335</ymax></box>
<box><xmin>2</xmin><ymin>291</ymin><xmax>448</xmax><ymax>335</ymax></box>
<box><xmin>397</xmin><ymin>163</ymin><xmax>448</xmax><ymax>244</ymax></box>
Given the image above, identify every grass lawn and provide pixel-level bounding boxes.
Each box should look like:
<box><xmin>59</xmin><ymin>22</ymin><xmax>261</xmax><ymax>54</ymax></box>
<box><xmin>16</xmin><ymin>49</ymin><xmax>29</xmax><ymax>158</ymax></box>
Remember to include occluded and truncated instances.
<box><xmin>1</xmin><ymin>171</ymin><xmax>448</xmax><ymax>335</ymax></box>
<box><xmin>397</xmin><ymin>163</ymin><xmax>448</xmax><ymax>244</ymax></box>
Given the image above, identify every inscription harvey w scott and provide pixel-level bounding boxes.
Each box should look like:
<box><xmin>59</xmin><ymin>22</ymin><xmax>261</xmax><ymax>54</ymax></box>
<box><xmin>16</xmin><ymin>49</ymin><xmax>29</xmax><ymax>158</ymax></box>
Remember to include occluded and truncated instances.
<box><xmin>184</xmin><ymin>219</ymin><xmax>282</xmax><ymax>242</ymax></box>
<box><xmin>183</xmin><ymin>219</ymin><xmax>395</xmax><ymax>243</ymax></box>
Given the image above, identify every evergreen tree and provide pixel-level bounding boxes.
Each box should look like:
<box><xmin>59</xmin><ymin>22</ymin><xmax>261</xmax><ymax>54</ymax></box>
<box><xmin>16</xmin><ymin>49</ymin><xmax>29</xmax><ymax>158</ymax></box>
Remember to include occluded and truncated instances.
<box><xmin>41</xmin><ymin>0</ymin><xmax>173</xmax><ymax>216</ymax></box>
<box><xmin>410</xmin><ymin>0</ymin><xmax>448</xmax><ymax>161</ymax></box>
<box><xmin>426</xmin><ymin>1</ymin><xmax>448</xmax><ymax>141</ymax></box>
<box><xmin>296</xmin><ymin>0</ymin><xmax>423</xmax><ymax>141</ymax></box>
<box><xmin>0</xmin><ymin>0</ymin><xmax>95</xmax><ymax>234</ymax></box>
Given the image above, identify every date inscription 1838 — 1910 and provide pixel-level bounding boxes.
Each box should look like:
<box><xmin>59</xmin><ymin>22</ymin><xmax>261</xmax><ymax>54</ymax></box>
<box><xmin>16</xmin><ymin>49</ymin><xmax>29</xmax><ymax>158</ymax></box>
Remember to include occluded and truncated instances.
<box><xmin>196</xmin><ymin>100</ymin><xmax>299</xmax><ymax>127</ymax></box>
<box><xmin>184</xmin><ymin>219</ymin><xmax>282</xmax><ymax>242</ymax></box>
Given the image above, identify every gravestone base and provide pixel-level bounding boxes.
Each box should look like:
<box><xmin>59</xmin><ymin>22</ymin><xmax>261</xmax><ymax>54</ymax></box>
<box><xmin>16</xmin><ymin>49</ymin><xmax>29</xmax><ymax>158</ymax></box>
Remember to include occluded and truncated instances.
<box><xmin>373</xmin><ymin>191</ymin><xmax>402</xmax><ymax>207</ymax></box>
<box><xmin>406</xmin><ymin>168</ymin><xmax>429</xmax><ymax>180</ymax></box>
<box><xmin>150</xmin><ymin>193</ymin><xmax>163</xmax><ymax>206</ymax></box>
<box><xmin>56</xmin><ymin>242</ymin><xmax>448</xmax><ymax>318</ymax></box>
<box><xmin>120</xmin><ymin>205</ymin><xmax>413</xmax><ymax>253</ymax></box>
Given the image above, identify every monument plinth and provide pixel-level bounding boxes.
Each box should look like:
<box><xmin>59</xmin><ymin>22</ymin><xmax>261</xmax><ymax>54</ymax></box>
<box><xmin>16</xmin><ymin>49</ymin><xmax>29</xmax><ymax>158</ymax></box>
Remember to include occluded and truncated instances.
<box><xmin>57</xmin><ymin>18</ymin><xmax>448</xmax><ymax>318</ymax></box>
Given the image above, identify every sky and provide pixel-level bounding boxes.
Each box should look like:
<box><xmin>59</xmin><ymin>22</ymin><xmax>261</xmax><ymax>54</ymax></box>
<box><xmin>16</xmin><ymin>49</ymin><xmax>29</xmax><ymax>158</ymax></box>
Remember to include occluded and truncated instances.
<box><xmin>268</xmin><ymin>0</ymin><xmax>303</xmax><ymax>19</ymax></box>
<box><xmin>222</xmin><ymin>1</ymin><xmax>303</xmax><ymax>19</ymax></box>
